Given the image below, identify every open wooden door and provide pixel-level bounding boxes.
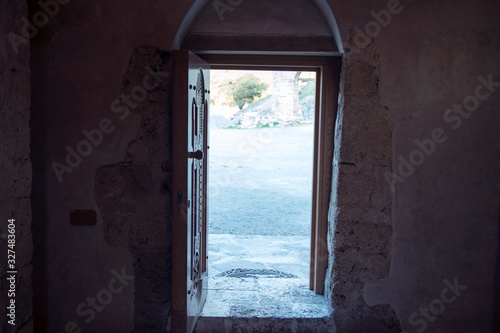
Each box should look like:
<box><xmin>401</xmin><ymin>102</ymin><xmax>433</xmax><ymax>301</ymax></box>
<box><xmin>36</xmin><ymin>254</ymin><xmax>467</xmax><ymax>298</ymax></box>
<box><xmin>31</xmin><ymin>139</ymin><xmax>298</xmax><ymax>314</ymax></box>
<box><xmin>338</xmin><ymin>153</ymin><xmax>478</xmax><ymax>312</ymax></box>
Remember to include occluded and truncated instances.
<box><xmin>171</xmin><ymin>50</ymin><xmax>209</xmax><ymax>333</ymax></box>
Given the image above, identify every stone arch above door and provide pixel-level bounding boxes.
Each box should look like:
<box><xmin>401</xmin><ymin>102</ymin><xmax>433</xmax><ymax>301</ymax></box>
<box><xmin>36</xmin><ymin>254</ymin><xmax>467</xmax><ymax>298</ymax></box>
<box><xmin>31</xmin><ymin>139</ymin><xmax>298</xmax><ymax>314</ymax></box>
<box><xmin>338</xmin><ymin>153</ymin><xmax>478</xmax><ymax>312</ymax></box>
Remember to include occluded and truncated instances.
<box><xmin>171</xmin><ymin>0</ymin><xmax>343</xmax><ymax>54</ymax></box>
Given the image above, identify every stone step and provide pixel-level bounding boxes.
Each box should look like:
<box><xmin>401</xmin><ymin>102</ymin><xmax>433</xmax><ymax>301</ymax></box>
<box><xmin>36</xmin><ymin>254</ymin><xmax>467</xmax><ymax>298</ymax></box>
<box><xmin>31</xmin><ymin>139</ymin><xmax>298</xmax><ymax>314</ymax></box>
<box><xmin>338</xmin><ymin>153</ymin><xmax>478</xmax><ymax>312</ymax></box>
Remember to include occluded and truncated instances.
<box><xmin>195</xmin><ymin>316</ymin><xmax>336</xmax><ymax>333</ymax></box>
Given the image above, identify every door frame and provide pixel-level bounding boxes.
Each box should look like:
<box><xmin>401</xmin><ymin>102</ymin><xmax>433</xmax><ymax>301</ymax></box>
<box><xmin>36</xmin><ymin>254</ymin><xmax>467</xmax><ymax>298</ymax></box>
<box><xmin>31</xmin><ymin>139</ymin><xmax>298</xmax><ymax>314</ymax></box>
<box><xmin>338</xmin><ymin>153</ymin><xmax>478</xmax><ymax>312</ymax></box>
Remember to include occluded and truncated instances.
<box><xmin>198</xmin><ymin>53</ymin><xmax>342</xmax><ymax>294</ymax></box>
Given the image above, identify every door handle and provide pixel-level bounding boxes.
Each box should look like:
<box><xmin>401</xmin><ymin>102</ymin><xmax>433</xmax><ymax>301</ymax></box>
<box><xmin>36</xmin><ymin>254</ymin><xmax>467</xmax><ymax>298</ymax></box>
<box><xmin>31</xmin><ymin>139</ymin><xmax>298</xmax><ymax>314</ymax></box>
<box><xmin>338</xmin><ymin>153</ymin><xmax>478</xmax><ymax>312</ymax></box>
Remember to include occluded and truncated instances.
<box><xmin>188</xmin><ymin>150</ymin><xmax>204</xmax><ymax>160</ymax></box>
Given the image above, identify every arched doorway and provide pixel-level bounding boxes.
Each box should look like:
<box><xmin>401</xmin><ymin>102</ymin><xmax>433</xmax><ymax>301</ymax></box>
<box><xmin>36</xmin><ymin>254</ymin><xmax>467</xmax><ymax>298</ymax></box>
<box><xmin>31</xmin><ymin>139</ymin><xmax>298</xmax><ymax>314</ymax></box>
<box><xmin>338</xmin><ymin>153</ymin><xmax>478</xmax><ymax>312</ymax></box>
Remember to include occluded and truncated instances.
<box><xmin>172</xmin><ymin>0</ymin><xmax>343</xmax><ymax>54</ymax></box>
<box><xmin>171</xmin><ymin>1</ymin><xmax>344</xmax><ymax>332</ymax></box>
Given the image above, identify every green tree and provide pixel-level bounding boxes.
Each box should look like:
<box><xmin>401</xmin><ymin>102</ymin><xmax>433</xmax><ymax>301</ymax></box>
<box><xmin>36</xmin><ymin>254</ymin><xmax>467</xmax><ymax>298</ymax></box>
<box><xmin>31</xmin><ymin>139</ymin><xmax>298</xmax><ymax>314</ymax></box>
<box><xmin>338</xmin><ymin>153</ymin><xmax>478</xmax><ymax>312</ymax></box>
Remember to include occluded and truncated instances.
<box><xmin>227</xmin><ymin>75</ymin><xmax>268</xmax><ymax>110</ymax></box>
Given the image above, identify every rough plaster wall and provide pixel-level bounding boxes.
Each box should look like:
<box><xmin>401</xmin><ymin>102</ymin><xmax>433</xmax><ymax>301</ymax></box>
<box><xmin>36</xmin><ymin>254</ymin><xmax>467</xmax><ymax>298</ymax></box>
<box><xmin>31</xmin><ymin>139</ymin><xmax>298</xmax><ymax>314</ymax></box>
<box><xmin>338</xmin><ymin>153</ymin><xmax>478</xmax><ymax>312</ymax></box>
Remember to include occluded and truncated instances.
<box><xmin>330</xmin><ymin>0</ymin><xmax>500</xmax><ymax>332</ymax></box>
<box><xmin>94</xmin><ymin>47</ymin><xmax>172</xmax><ymax>331</ymax></box>
<box><xmin>0</xmin><ymin>1</ymin><xmax>33</xmax><ymax>332</ymax></box>
<box><xmin>28</xmin><ymin>0</ymin><xmax>176</xmax><ymax>331</ymax></box>
<box><xmin>325</xmin><ymin>29</ymin><xmax>399</xmax><ymax>332</ymax></box>
<box><xmin>27</xmin><ymin>0</ymin><xmax>500</xmax><ymax>331</ymax></box>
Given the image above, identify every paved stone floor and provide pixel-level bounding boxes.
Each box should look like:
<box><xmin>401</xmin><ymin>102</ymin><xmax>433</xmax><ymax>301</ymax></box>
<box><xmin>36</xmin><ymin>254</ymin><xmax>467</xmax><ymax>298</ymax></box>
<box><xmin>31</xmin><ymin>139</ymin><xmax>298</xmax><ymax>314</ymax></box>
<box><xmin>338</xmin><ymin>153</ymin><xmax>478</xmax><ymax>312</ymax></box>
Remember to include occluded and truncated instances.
<box><xmin>201</xmin><ymin>234</ymin><xmax>331</xmax><ymax>319</ymax></box>
<box><xmin>200</xmin><ymin>125</ymin><xmax>333</xmax><ymax>329</ymax></box>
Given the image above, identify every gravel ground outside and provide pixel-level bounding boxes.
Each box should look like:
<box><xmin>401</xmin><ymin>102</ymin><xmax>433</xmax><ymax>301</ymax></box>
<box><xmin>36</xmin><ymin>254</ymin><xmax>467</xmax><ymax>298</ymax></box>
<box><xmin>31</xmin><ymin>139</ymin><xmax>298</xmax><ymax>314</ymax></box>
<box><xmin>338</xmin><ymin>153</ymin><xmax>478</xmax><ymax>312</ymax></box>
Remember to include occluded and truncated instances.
<box><xmin>208</xmin><ymin>123</ymin><xmax>315</xmax><ymax>237</ymax></box>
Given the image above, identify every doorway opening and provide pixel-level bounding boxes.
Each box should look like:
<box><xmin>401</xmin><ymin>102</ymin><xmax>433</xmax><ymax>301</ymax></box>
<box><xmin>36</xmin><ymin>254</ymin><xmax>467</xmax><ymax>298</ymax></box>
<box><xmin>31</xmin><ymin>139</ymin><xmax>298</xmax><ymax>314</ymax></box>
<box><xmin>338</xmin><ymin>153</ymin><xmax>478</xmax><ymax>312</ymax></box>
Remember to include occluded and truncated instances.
<box><xmin>171</xmin><ymin>0</ymin><xmax>345</xmax><ymax>330</ymax></box>
<box><xmin>171</xmin><ymin>51</ymin><xmax>341</xmax><ymax>331</ymax></box>
<box><xmin>202</xmin><ymin>69</ymin><xmax>330</xmax><ymax>318</ymax></box>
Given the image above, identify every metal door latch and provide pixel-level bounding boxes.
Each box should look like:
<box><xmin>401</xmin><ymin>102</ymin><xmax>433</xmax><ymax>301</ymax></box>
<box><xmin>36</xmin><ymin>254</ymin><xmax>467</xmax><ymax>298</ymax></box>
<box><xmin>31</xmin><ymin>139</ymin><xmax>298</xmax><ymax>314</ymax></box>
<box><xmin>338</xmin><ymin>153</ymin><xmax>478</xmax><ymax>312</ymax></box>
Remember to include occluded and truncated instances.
<box><xmin>187</xmin><ymin>150</ymin><xmax>204</xmax><ymax>160</ymax></box>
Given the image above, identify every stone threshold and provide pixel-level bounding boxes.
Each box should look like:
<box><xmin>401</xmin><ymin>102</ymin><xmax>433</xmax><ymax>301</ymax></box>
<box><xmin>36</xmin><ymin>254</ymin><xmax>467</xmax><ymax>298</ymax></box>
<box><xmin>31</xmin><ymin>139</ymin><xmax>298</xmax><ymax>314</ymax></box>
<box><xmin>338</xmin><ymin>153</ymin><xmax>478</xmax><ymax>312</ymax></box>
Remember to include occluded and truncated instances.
<box><xmin>197</xmin><ymin>234</ymin><xmax>334</xmax><ymax>331</ymax></box>
<box><xmin>195</xmin><ymin>316</ymin><xmax>336</xmax><ymax>333</ymax></box>
<box><xmin>201</xmin><ymin>276</ymin><xmax>331</xmax><ymax>318</ymax></box>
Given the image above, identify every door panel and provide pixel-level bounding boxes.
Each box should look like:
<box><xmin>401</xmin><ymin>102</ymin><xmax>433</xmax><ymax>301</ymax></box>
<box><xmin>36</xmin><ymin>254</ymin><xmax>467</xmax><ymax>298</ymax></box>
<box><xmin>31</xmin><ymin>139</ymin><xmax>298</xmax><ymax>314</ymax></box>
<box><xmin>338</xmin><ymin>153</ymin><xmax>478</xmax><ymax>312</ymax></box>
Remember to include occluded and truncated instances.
<box><xmin>172</xmin><ymin>50</ymin><xmax>209</xmax><ymax>333</ymax></box>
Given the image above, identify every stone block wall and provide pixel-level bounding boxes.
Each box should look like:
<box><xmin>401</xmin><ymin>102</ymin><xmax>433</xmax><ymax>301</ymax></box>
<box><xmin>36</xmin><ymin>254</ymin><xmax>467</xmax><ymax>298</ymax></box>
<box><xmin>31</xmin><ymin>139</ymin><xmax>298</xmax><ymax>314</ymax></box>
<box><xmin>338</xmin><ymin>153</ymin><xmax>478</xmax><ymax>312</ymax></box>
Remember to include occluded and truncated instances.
<box><xmin>0</xmin><ymin>1</ymin><xmax>33</xmax><ymax>332</ymax></box>
<box><xmin>94</xmin><ymin>46</ymin><xmax>172</xmax><ymax>332</ymax></box>
<box><xmin>325</xmin><ymin>29</ymin><xmax>400</xmax><ymax>331</ymax></box>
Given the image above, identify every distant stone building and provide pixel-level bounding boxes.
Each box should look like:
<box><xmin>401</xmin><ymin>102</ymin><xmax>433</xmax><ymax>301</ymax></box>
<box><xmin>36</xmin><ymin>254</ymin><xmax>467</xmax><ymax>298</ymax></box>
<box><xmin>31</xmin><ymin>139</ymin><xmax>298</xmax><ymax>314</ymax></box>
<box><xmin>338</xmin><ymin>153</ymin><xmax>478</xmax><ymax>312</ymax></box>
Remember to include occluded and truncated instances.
<box><xmin>271</xmin><ymin>72</ymin><xmax>301</xmax><ymax>122</ymax></box>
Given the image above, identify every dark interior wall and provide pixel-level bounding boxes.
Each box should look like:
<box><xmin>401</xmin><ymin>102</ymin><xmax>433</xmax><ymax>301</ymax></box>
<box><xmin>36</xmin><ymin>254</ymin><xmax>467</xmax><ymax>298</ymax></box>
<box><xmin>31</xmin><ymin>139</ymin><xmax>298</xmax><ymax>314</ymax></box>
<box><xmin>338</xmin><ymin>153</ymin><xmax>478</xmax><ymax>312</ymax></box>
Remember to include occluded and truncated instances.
<box><xmin>27</xmin><ymin>1</ymin><xmax>179</xmax><ymax>330</ymax></box>
<box><xmin>1</xmin><ymin>1</ymin><xmax>33</xmax><ymax>332</ymax></box>
<box><xmin>352</xmin><ymin>1</ymin><xmax>500</xmax><ymax>332</ymax></box>
<box><xmin>494</xmin><ymin>204</ymin><xmax>500</xmax><ymax>331</ymax></box>
<box><xmin>19</xmin><ymin>0</ymin><xmax>500</xmax><ymax>332</ymax></box>
<box><xmin>93</xmin><ymin>47</ymin><xmax>173</xmax><ymax>331</ymax></box>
